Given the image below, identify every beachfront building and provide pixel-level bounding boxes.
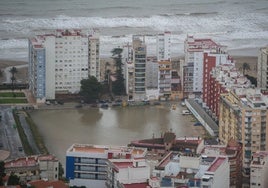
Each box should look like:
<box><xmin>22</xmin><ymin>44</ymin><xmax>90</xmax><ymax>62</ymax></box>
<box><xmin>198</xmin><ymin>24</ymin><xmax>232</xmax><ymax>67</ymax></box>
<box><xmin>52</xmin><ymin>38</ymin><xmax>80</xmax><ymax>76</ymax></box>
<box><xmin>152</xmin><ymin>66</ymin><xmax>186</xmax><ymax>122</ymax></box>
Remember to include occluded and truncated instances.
<box><xmin>152</xmin><ymin>152</ymin><xmax>229</xmax><ymax>188</ymax></box>
<box><xmin>202</xmin><ymin>140</ymin><xmax>243</xmax><ymax>188</ymax></box>
<box><xmin>158</xmin><ymin>60</ymin><xmax>172</xmax><ymax>100</ymax></box>
<box><xmin>146</xmin><ymin>56</ymin><xmax>159</xmax><ymax>100</ymax></box>
<box><xmin>257</xmin><ymin>47</ymin><xmax>268</xmax><ymax>89</ymax></box>
<box><xmin>106</xmin><ymin>158</ymin><xmax>150</xmax><ymax>188</ymax></box>
<box><xmin>131</xmin><ymin>35</ymin><xmax>147</xmax><ymax>101</ymax></box>
<box><xmin>65</xmin><ymin>144</ymin><xmax>147</xmax><ymax>188</ymax></box>
<box><xmin>28</xmin><ymin>29</ymin><xmax>100</xmax><ymax>102</ymax></box>
<box><xmin>250</xmin><ymin>151</ymin><xmax>268</xmax><ymax>188</ymax></box>
<box><xmin>219</xmin><ymin>89</ymin><xmax>268</xmax><ymax>175</ymax></box>
<box><xmin>205</xmin><ymin>63</ymin><xmax>251</xmax><ymax>118</ymax></box>
<box><xmin>183</xmin><ymin>35</ymin><xmax>227</xmax><ymax>98</ymax></box>
<box><xmin>5</xmin><ymin>155</ymin><xmax>59</xmax><ymax>182</ymax></box>
<box><xmin>157</xmin><ymin>31</ymin><xmax>171</xmax><ymax>61</ymax></box>
<box><xmin>170</xmin><ymin>70</ymin><xmax>181</xmax><ymax>100</ymax></box>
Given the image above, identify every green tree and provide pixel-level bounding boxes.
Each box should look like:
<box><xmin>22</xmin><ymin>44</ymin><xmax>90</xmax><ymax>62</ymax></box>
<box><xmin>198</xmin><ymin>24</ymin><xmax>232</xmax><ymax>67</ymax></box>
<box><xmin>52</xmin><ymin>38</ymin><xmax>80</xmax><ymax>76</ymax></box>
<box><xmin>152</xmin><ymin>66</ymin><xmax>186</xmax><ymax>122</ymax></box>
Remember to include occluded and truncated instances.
<box><xmin>7</xmin><ymin>173</ymin><xmax>20</xmax><ymax>185</ymax></box>
<box><xmin>242</xmin><ymin>62</ymin><xmax>250</xmax><ymax>75</ymax></box>
<box><xmin>80</xmin><ymin>76</ymin><xmax>102</xmax><ymax>103</ymax></box>
<box><xmin>0</xmin><ymin>161</ymin><xmax>5</xmax><ymax>186</ymax></box>
<box><xmin>9</xmin><ymin>67</ymin><xmax>18</xmax><ymax>90</ymax></box>
<box><xmin>111</xmin><ymin>48</ymin><xmax>125</xmax><ymax>95</ymax></box>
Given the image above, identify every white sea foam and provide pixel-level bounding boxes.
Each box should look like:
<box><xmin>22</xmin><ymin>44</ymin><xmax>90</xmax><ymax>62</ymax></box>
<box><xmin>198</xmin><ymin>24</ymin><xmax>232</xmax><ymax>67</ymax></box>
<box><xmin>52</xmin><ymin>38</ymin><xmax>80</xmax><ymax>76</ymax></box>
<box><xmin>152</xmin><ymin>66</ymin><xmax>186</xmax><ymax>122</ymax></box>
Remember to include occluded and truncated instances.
<box><xmin>0</xmin><ymin>7</ymin><xmax>268</xmax><ymax>59</ymax></box>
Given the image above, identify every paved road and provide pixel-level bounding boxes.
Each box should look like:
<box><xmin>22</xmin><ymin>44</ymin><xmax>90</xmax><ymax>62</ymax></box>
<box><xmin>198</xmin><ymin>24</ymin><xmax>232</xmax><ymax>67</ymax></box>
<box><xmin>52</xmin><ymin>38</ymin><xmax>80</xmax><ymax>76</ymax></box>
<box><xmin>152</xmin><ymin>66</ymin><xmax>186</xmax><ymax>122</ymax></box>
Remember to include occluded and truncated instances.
<box><xmin>0</xmin><ymin>106</ymin><xmax>25</xmax><ymax>159</ymax></box>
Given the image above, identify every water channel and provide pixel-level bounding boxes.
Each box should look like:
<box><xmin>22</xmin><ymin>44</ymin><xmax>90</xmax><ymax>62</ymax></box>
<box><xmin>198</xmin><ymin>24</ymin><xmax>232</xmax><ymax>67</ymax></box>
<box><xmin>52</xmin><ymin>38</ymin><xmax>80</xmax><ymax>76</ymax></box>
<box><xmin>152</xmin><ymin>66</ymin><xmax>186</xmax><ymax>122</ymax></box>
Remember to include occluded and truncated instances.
<box><xmin>30</xmin><ymin>103</ymin><xmax>205</xmax><ymax>167</ymax></box>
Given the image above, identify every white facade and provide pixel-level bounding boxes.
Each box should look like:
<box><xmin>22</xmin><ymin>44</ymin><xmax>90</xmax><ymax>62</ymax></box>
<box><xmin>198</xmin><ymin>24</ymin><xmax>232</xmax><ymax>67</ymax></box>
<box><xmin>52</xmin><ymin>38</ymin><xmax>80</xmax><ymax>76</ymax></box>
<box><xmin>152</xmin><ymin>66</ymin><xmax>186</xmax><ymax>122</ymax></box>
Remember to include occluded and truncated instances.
<box><xmin>107</xmin><ymin>159</ymin><xmax>150</xmax><ymax>188</ymax></box>
<box><xmin>157</xmin><ymin>31</ymin><xmax>171</xmax><ymax>61</ymax></box>
<box><xmin>257</xmin><ymin>47</ymin><xmax>268</xmax><ymax>89</ymax></box>
<box><xmin>183</xmin><ymin>35</ymin><xmax>227</xmax><ymax>96</ymax></box>
<box><xmin>29</xmin><ymin>29</ymin><xmax>100</xmax><ymax>101</ymax></box>
<box><xmin>250</xmin><ymin>151</ymin><xmax>268</xmax><ymax>188</ymax></box>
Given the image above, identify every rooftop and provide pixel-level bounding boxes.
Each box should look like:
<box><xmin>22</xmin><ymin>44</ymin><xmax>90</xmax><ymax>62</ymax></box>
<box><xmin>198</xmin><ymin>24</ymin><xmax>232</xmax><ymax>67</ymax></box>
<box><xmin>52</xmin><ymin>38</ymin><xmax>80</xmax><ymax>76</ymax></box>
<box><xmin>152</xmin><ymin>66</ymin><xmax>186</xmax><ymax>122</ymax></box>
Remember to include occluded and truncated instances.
<box><xmin>123</xmin><ymin>183</ymin><xmax>150</xmax><ymax>188</ymax></box>
<box><xmin>28</xmin><ymin>180</ymin><xmax>68</xmax><ymax>188</ymax></box>
<box><xmin>207</xmin><ymin>157</ymin><xmax>226</xmax><ymax>172</ymax></box>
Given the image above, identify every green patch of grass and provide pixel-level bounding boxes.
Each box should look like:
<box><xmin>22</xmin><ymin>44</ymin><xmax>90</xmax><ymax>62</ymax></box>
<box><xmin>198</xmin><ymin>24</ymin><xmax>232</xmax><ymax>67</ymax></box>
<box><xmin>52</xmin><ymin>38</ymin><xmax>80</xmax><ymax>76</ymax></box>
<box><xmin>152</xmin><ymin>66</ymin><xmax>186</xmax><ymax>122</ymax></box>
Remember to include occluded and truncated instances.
<box><xmin>0</xmin><ymin>92</ymin><xmax>25</xmax><ymax>97</ymax></box>
<box><xmin>0</xmin><ymin>99</ymin><xmax>28</xmax><ymax>104</ymax></box>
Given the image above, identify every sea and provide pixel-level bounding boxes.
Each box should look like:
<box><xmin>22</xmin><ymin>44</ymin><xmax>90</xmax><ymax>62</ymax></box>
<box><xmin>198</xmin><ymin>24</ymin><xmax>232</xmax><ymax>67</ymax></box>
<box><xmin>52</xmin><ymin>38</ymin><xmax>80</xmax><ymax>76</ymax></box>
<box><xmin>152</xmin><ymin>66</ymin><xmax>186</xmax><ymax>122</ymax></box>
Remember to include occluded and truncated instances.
<box><xmin>0</xmin><ymin>0</ymin><xmax>268</xmax><ymax>61</ymax></box>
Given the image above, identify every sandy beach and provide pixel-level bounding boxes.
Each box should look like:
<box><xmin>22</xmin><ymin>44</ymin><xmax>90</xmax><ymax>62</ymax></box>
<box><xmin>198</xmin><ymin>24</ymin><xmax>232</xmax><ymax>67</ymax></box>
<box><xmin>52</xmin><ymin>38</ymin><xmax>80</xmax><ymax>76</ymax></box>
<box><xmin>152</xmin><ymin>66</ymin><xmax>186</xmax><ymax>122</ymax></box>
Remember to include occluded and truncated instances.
<box><xmin>0</xmin><ymin>52</ymin><xmax>258</xmax><ymax>85</ymax></box>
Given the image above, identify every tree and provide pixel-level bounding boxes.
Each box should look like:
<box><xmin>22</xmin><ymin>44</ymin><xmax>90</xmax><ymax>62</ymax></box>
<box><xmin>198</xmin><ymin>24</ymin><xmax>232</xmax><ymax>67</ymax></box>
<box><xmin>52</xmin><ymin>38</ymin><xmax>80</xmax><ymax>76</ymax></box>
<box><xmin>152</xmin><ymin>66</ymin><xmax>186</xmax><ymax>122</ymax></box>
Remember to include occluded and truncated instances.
<box><xmin>111</xmin><ymin>48</ymin><xmax>125</xmax><ymax>95</ymax></box>
<box><xmin>242</xmin><ymin>62</ymin><xmax>250</xmax><ymax>75</ymax></box>
<box><xmin>0</xmin><ymin>161</ymin><xmax>5</xmax><ymax>186</ymax></box>
<box><xmin>80</xmin><ymin>76</ymin><xmax>102</xmax><ymax>103</ymax></box>
<box><xmin>7</xmin><ymin>173</ymin><xmax>20</xmax><ymax>185</ymax></box>
<box><xmin>9</xmin><ymin>67</ymin><xmax>18</xmax><ymax>90</ymax></box>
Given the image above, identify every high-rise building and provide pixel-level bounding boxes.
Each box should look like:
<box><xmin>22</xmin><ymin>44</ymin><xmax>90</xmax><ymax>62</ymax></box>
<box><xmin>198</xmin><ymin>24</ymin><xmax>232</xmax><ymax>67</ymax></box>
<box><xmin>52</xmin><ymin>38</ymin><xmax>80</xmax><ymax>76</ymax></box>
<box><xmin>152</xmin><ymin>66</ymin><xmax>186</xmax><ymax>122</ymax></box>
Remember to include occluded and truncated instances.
<box><xmin>132</xmin><ymin>35</ymin><xmax>147</xmax><ymax>101</ymax></box>
<box><xmin>205</xmin><ymin>63</ymin><xmax>251</xmax><ymax>118</ymax></box>
<box><xmin>65</xmin><ymin>144</ymin><xmax>147</xmax><ymax>188</ymax></box>
<box><xmin>183</xmin><ymin>35</ymin><xmax>227</xmax><ymax>97</ymax></box>
<box><xmin>157</xmin><ymin>31</ymin><xmax>171</xmax><ymax>61</ymax></box>
<box><xmin>158</xmin><ymin>60</ymin><xmax>172</xmax><ymax>100</ymax></box>
<box><xmin>257</xmin><ymin>47</ymin><xmax>268</xmax><ymax>89</ymax></box>
<box><xmin>219</xmin><ymin>89</ymin><xmax>268</xmax><ymax>174</ymax></box>
<box><xmin>250</xmin><ymin>151</ymin><xmax>268</xmax><ymax>188</ymax></box>
<box><xmin>28</xmin><ymin>29</ymin><xmax>100</xmax><ymax>102</ymax></box>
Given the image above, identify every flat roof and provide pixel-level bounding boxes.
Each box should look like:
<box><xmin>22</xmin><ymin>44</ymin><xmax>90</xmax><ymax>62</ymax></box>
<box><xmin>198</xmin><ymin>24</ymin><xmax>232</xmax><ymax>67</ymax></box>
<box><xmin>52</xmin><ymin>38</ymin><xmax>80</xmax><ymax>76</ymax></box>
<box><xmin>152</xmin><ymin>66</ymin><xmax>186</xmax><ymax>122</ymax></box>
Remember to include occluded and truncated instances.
<box><xmin>113</xmin><ymin>162</ymin><xmax>133</xmax><ymax>169</ymax></box>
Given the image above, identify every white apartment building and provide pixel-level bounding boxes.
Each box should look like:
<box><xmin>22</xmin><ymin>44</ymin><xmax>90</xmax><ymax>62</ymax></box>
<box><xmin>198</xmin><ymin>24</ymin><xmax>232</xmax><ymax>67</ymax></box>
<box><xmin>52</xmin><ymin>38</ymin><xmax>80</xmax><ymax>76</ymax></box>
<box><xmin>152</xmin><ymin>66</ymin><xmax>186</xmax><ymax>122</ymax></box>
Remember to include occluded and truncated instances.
<box><xmin>122</xmin><ymin>43</ymin><xmax>134</xmax><ymax>96</ymax></box>
<box><xmin>157</xmin><ymin>31</ymin><xmax>171</xmax><ymax>61</ymax></box>
<box><xmin>250</xmin><ymin>151</ymin><xmax>268</xmax><ymax>188</ymax></box>
<box><xmin>28</xmin><ymin>29</ymin><xmax>100</xmax><ymax>102</ymax></box>
<box><xmin>183</xmin><ymin>35</ymin><xmax>227</xmax><ymax>97</ymax></box>
<box><xmin>152</xmin><ymin>152</ymin><xmax>229</xmax><ymax>188</ymax></box>
<box><xmin>257</xmin><ymin>47</ymin><xmax>268</xmax><ymax>89</ymax></box>
<box><xmin>106</xmin><ymin>158</ymin><xmax>150</xmax><ymax>188</ymax></box>
<box><xmin>65</xmin><ymin>144</ymin><xmax>147</xmax><ymax>188</ymax></box>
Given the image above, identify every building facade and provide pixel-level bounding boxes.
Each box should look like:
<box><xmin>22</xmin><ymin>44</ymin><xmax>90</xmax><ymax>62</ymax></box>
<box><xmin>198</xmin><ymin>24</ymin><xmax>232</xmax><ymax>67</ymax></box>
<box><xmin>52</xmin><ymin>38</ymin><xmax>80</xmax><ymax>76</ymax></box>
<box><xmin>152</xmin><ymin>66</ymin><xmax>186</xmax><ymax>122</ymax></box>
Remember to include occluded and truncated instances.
<box><xmin>183</xmin><ymin>35</ymin><xmax>227</xmax><ymax>97</ymax></box>
<box><xmin>257</xmin><ymin>47</ymin><xmax>268</xmax><ymax>89</ymax></box>
<box><xmin>4</xmin><ymin>155</ymin><xmax>59</xmax><ymax>182</ymax></box>
<box><xmin>65</xmin><ymin>144</ymin><xmax>147</xmax><ymax>188</ymax></box>
<box><xmin>156</xmin><ymin>31</ymin><xmax>171</xmax><ymax>61</ymax></box>
<box><xmin>219</xmin><ymin>89</ymin><xmax>268</xmax><ymax>174</ymax></box>
<box><xmin>250</xmin><ymin>151</ymin><xmax>268</xmax><ymax>188</ymax></box>
<box><xmin>132</xmin><ymin>36</ymin><xmax>147</xmax><ymax>101</ymax></box>
<box><xmin>158</xmin><ymin>60</ymin><xmax>172</xmax><ymax>100</ymax></box>
<box><xmin>28</xmin><ymin>29</ymin><xmax>100</xmax><ymax>102</ymax></box>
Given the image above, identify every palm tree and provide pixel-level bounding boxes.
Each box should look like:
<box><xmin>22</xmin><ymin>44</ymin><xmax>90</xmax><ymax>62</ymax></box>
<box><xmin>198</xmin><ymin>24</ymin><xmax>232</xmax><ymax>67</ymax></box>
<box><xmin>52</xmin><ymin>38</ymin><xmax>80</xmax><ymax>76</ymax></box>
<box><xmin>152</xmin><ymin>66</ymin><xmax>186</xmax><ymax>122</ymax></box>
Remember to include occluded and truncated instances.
<box><xmin>242</xmin><ymin>62</ymin><xmax>250</xmax><ymax>75</ymax></box>
<box><xmin>9</xmin><ymin>67</ymin><xmax>18</xmax><ymax>91</ymax></box>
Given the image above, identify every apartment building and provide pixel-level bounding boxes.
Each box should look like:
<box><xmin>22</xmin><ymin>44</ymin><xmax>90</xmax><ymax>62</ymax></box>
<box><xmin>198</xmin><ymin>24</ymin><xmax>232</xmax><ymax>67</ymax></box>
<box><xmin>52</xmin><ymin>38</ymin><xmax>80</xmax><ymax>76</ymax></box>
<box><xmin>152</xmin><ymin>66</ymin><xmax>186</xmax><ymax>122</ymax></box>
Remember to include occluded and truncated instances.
<box><xmin>132</xmin><ymin>36</ymin><xmax>147</xmax><ymax>101</ymax></box>
<box><xmin>202</xmin><ymin>140</ymin><xmax>243</xmax><ymax>188</ymax></box>
<box><xmin>257</xmin><ymin>47</ymin><xmax>268</xmax><ymax>89</ymax></box>
<box><xmin>205</xmin><ymin>63</ymin><xmax>251</xmax><ymax>118</ymax></box>
<box><xmin>250</xmin><ymin>151</ymin><xmax>268</xmax><ymax>188</ymax></box>
<box><xmin>28</xmin><ymin>29</ymin><xmax>100</xmax><ymax>102</ymax></box>
<box><xmin>158</xmin><ymin>60</ymin><xmax>172</xmax><ymax>100</ymax></box>
<box><xmin>65</xmin><ymin>144</ymin><xmax>147</xmax><ymax>188</ymax></box>
<box><xmin>183</xmin><ymin>35</ymin><xmax>227</xmax><ymax>97</ymax></box>
<box><xmin>156</xmin><ymin>31</ymin><xmax>171</xmax><ymax>61</ymax></box>
<box><xmin>106</xmin><ymin>158</ymin><xmax>150</xmax><ymax>188</ymax></box>
<box><xmin>219</xmin><ymin>89</ymin><xmax>268</xmax><ymax>174</ymax></box>
<box><xmin>4</xmin><ymin>155</ymin><xmax>59</xmax><ymax>182</ymax></box>
<box><xmin>146</xmin><ymin>56</ymin><xmax>159</xmax><ymax>100</ymax></box>
<box><xmin>152</xmin><ymin>152</ymin><xmax>229</xmax><ymax>188</ymax></box>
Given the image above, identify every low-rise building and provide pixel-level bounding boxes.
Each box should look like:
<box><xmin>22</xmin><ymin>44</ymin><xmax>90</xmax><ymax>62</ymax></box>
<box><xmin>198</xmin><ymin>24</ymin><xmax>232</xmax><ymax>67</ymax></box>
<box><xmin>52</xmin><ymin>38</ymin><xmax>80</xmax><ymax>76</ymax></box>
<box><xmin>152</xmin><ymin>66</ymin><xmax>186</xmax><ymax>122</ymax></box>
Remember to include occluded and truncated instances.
<box><xmin>4</xmin><ymin>155</ymin><xmax>59</xmax><ymax>183</ymax></box>
<box><xmin>65</xmin><ymin>144</ymin><xmax>147</xmax><ymax>188</ymax></box>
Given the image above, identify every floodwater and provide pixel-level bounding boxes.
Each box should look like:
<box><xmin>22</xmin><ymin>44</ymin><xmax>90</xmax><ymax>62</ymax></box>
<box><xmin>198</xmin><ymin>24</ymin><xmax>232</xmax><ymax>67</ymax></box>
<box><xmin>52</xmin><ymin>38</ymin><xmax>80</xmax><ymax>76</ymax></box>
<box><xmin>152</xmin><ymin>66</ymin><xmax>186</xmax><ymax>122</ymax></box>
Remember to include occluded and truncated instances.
<box><xmin>30</xmin><ymin>104</ymin><xmax>205</xmax><ymax>166</ymax></box>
